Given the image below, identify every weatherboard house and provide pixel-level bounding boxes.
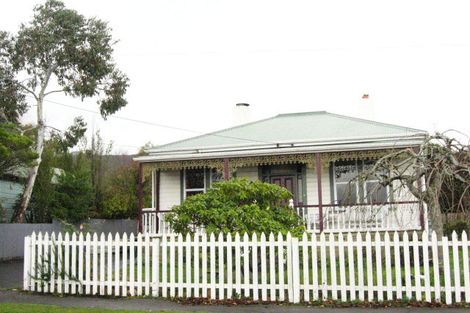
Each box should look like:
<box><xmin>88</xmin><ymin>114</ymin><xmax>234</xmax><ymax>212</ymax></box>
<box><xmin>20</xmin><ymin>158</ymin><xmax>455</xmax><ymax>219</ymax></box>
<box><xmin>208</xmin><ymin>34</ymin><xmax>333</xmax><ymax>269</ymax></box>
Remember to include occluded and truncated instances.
<box><xmin>134</xmin><ymin>111</ymin><xmax>428</xmax><ymax>234</ymax></box>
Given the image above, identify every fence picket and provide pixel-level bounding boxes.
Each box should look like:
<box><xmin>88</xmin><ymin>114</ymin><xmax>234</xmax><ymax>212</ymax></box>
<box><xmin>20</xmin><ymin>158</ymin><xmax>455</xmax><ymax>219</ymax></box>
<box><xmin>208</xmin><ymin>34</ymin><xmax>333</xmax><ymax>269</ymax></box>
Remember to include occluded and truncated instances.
<box><xmin>210</xmin><ymin>233</ymin><xmax>216</xmax><ymax>299</ymax></box>
<box><xmin>252</xmin><ymin>233</ymin><xmax>259</xmax><ymax>301</ymax></box>
<box><xmin>23</xmin><ymin>236</ymin><xmax>31</xmax><ymax>291</ymax></box>
<box><xmin>57</xmin><ymin>233</ymin><xmax>63</xmax><ymax>294</ymax></box>
<box><xmin>114</xmin><ymin>233</ymin><xmax>121</xmax><ymax>297</ymax></box>
<box><xmin>311</xmin><ymin>233</ymin><xmax>319</xmax><ymax>301</ymax></box>
<box><xmin>30</xmin><ymin>232</ymin><xmax>37</xmax><ymax>292</ymax></box>
<box><xmin>177</xmin><ymin>233</ymin><xmax>183</xmax><ymax>298</ymax></box>
<box><xmin>186</xmin><ymin>233</ymin><xmax>192</xmax><ymax>298</ymax></box>
<box><xmin>152</xmin><ymin>236</ymin><xmax>160</xmax><ymax>297</ymax></box>
<box><xmin>106</xmin><ymin>233</ymin><xmax>113</xmax><ymax>296</ymax></box>
<box><xmin>302</xmin><ymin>232</ymin><xmax>310</xmax><ymax>302</ymax></box>
<box><xmin>78</xmin><ymin>233</ymin><xmax>84</xmax><ymax>295</ymax></box>
<box><xmin>44</xmin><ymin>232</ymin><xmax>50</xmax><ymax>294</ymax></box>
<box><xmin>442</xmin><ymin>236</ymin><xmax>452</xmax><ymax>304</ymax></box>
<box><xmin>462</xmin><ymin>231</ymin><xmax>470</xmax><ymax>303</ymax></box>
<box><xmin>384</xmin><ymin>232</ymin><xmax>392</xmax><ymax>301</ymax></box>
<box><xmin>356</xmin><ymin>232</ymin><xmax>364</xmax><ymax>301</ymax></box>
<box><xmin>422</xmin><ymin>231</ymin><xmax>431</xmax><ymax>302</ymax></box>
<box><xmin>194</xmin><ymin>234</ymin><xmax>200</xmax><ymax>298</ymax></box>
<box><xmin>85</xmin><ymin>233</ymin><xmax>91</xmax><ymax>295</ymax></box>
<box><xmin>218</xmin><ymin>232</ymin><xmax>225</xmax><ymax>300</ymax></box>
<box><xmin>431</xmin><ymin>231</ymin><xmax>440</xmax><ymax>302</ymax></box>
<box><xmin>320</xmin><ymin>232</ymin><xmax>327</xmax><ymax>300</ymax></box>
<box><xmin>329</xmin><ymin>233</ymin><xmax>338</xmax><ymax>300</ymax></box>
<box><xmin>235</xmin><ymin>233</ymin><xmax>242</xmax><ymax>298</ymax></box>
<box><xmin>412</xmin><ymin>231</ymin><xmax>422</xmax><ymax>301</ymax></box>
<box><xmin>227</xmin><ymin>233</ymin><xmax>233</xmax><ymax>299</ymax></box>
<box><xmin>286</xmin><ymin>232</ymin><xmax>293</xmax><ymax>302</ymax></box>
<box><xmin>452</xmin><ymin>231</ymin><xmax>461</xmax><ymax>303</ymax></box>
<box><xmin>375</xmin><ymin>232</ymin><xmax>383</xmax><ymax>301</ymax></box>
<box><xmin>269</xmin><ymin>233</ymin><xmax>276</xmax><ymax>301</ymax></box>
<box><xmin>365</xmin><ymin>232</ymin><xmax>373</xmax><ymax>301</ymax></box>
<box><xmin>291</xmin><ymin>236</ymin><xmax>300</xmax><ymax>304</ymax></box>
<box><xmin>64</xmin><ymin>233</ymin><xmax>70</xmax><ymax>294</ymax></box>
<box><xmin>347</xmin><ymin>233</ymin><xmax>355</xmax><ymax>301</ymax></box>
<box><xmin>161</xmin><ymin>234</ymin><xmax>167</xmax><ymax>297</ymax></box>
<box><xmin>145</xmin><ymin>233</ymin><xmax>150</xmax><ymax>296</ymax></box>
<box><xmin>92</xmin><ymin>233</ymin><xmax>98</xmax><ymax>295</ymax></box>
<box><xmin>122</xmin><ymin>233</ymin><xmax>128</xmax><ymax>296</ymax></box>
<box><xmin>393</xmin><ymin>232</ymin><xmax>402</xmax><ymax>300</ymax></box>
<box><xmin>338</xmin><ymin>233</ymin><xmax>347</xmax><ymax>301</ymax></box>
<box><xmin>403</xmin><ymin>232</ymin><xmax>412</xmax><ymax>299</ymax></box>
<box><xmin>260</xmin><ymin>233</ymin><xmax>267</xmax><ymax>301</ymax></box>
<box><xmin>129</xmin><ymin>233</ymin><xmax>135</xmax><ymax>296</ymax></box>
<box><xmin>169</xmin><ymin>234</ymin><xmax>176</xmax><ymax>298</ymax></box>
<box><xmin>201</xmin><ymin>233</ymin><xmax>207</xmax><ymax>298</ymax></box>
<box><xmin>277</xmin><ymin>233</ymin><xmax>285</xmax><ymax>301</ymax></box>
<box><xmin>71</xmin><ymin>233</ymin><xmax>77</xmax><ymax>294</ymax></box>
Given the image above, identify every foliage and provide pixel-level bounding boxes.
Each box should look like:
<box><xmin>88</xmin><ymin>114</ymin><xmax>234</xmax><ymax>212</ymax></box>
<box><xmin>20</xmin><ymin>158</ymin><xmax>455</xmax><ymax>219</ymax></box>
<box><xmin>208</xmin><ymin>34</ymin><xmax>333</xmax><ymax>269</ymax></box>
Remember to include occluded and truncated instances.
<box><xmin>100</xmin><ymin>164</ymin><xmax>139</xmax><ymax>219</ymax></box>
<box><xmin>166</xmin><ymin>178</ymin><xmax>305</xmax><ymax>237</ymax></box>
<box><xmin>7</xmin><ymin>0</ymin><xmax>129</xmax><ymax>114</ymax></box>
<box><xmin>444</xmin><ymin>220</ymin><xmax>470</xmax><ymax>237</ymax></box>
<box><xmin>0</xmin><ymin>123</ymin><xmax>37</xmax><ymax>175</ymax></box>
<box><xmin>0</xmin><ymin>303</ymin><xmax>192</xmax><ymax>313</ymax></box>
<box><xmin>49</xmin><ymin>168</ymin><xmax>93</xmax><ymax>223</ymax></box>
<box><xmin>2</xmin><ymin>0</ymin><xmax>129</xmax><ymax>222</ymax></box>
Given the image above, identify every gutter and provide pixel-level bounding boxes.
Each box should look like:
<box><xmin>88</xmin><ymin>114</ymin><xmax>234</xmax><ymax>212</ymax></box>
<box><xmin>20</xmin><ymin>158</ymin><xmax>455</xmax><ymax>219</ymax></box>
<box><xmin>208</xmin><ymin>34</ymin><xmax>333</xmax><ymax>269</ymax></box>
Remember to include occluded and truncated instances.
<box><xmin>134</xmin><ymin>135</ymin><xmax>426</xmax><ymax>163</ymax></box>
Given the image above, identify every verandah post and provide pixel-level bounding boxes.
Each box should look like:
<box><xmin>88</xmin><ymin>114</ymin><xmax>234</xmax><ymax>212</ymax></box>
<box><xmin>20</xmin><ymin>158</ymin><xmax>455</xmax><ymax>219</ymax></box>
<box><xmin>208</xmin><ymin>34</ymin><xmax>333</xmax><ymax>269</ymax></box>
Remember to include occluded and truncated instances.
<box><xmin>137</xmin><ymin>162</ymin><xmax>144</xmax><ymax>233</ymax></box>
<box><xmin>315</xmin><ymin>153</ymin><xmax>324</xmax><ymax>232</ymax></box>
<box><xmin>223</xmin><ymin>158</ymin><xmax>230</xmax><ymax>180</ymax></box>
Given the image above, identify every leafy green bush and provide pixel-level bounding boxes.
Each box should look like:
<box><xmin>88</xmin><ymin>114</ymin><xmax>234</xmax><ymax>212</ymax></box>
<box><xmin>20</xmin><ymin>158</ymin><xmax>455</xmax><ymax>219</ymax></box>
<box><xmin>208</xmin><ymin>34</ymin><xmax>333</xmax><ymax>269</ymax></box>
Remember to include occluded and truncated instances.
<box><xmin>166</xmin><ymin>178</ymin><xmax>305</xmax><ymax>237</ymax></box>
<box><xmin>444</xmin><ymin>220</ymin><xmax>470</xmax><ymax>237</ymax></box>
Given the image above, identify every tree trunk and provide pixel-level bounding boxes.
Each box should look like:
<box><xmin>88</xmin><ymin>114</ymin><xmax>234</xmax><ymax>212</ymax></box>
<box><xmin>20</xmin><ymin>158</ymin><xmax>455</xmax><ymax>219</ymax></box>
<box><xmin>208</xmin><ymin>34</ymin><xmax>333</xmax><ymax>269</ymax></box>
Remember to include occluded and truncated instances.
<box><xmin>12</xmin><ymin>97</ymin><xmax>45</xmax><ymax>223</ymax></box>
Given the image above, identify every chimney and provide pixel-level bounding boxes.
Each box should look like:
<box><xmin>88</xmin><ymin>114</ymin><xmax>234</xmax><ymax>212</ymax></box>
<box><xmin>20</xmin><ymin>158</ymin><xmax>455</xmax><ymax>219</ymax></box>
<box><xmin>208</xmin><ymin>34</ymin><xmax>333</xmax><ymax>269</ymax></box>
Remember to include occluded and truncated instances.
<box><xmin>360</xmin><ymin>93</ymin><xmax>376</xmax><ymax>121</ymax></box>
<box><xmin>232</xmin><ymin>103</ymin><xmax>251</xmax><ymax>126</ymax></box>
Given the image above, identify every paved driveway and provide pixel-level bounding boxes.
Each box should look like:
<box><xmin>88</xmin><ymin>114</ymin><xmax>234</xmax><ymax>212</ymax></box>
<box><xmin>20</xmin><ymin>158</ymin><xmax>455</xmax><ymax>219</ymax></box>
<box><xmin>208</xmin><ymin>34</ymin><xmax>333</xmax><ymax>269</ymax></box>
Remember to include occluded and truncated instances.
<box><xmin>0</xmin><ymin>260</ymin><xmax>22</xmax><ymax>289</ymax></box>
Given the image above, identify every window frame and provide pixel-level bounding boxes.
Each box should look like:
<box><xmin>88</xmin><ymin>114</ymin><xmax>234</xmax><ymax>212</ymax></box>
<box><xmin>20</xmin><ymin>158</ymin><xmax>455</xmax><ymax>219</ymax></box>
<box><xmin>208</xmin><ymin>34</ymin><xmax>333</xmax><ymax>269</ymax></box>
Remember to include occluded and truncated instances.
<box><xmin>332</xmin><ymin>160</ymin><xmax>390</xmax><ymax>205</ymax></box>
<box><xmin>183</xmin><ymin>168</ymin><xmax>206</xmax><ymax>199</ymax></box>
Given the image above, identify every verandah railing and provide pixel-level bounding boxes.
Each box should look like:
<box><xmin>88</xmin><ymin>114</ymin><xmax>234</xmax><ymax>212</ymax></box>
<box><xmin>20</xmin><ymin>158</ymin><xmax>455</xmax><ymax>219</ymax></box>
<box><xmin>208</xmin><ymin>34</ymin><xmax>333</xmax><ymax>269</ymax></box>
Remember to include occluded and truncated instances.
<box><xmin>24</xmin><ymin>230</ymin><xmax>470</xmax><ymax>304</ymax></box>
<box><xmin>295</xmin><ymin>201</ymin><xmax>424</xmax><ymax>233</ymax></box>
<box><xmin>142</xmin><ymin>201</ymin><xmax>424</xmax><ymax>236</ymax></box>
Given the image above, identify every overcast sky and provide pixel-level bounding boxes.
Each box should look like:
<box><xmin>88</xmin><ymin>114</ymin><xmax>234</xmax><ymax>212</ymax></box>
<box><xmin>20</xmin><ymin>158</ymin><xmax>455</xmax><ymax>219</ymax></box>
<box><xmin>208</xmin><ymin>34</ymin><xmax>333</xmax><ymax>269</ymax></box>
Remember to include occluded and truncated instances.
<box><xmin>2</xmin><ymin>0</ymin><xmax>470</xmax><ymax>154</ymax></box>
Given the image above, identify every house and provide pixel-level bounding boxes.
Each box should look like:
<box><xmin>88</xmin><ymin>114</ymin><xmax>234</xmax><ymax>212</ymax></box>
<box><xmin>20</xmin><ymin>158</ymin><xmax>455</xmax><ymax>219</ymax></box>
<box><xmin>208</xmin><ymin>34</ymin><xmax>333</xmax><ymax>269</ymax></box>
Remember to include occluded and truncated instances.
<box><xmin>134</xmin><ymin>110</ymin><xmax>428</xmax><ymax>234</ymax></box>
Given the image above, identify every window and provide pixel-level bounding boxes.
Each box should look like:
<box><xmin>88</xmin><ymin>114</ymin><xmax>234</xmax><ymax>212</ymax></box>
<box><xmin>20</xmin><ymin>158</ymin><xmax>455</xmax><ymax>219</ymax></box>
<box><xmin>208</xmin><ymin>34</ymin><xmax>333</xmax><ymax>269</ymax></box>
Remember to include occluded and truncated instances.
<box><xmin>333</xmin><ymin>160</ymin><xmax>389</xmax><ymax>205</ymax></box>
<box><xmin>184</xmin><ymin>168</ymin><xmax>205</xmax><ymax>198</ymax></box>
<box><xmin>334</xmin><ymin>161</ymin><xmax>359</xmax><ymax>205</ymax></box>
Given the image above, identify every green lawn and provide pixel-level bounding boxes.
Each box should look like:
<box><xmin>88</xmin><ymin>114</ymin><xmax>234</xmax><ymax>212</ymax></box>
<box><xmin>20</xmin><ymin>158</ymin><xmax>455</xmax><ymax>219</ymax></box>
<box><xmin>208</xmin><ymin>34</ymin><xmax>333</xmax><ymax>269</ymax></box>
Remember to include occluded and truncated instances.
<box><xmin>0</xmin><ymin>303</ymin><xmax>198</xmax><ymax>313</ymax></box>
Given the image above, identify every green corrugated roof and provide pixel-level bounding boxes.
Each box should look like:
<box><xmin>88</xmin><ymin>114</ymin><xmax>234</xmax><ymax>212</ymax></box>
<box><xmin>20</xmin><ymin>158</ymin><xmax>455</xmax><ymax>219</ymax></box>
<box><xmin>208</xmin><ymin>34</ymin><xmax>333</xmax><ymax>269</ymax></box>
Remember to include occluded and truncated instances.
<box><xmin>151</xmin><ymin>111</ymin><xmax>426</xmax><ymax>152</ymax></box>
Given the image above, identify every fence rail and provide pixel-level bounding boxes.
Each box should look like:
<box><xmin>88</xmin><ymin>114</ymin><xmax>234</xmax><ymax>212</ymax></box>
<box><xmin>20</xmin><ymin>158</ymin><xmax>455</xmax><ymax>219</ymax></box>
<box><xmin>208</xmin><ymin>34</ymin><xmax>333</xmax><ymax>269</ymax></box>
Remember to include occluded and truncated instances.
<box><xmin>24</xmin><ymin>230</ymin><xmax>470</xmax><ymax>304</ymax></box>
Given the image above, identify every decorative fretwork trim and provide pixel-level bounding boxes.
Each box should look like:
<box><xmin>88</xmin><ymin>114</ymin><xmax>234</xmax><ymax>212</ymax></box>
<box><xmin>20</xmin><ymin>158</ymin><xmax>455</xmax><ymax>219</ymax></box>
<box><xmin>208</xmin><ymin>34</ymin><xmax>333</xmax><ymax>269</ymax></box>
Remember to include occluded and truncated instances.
<box><xmin>142</xmin><ymin>149</ymin><xmax>395</xmax><ymax>176</ymax></box>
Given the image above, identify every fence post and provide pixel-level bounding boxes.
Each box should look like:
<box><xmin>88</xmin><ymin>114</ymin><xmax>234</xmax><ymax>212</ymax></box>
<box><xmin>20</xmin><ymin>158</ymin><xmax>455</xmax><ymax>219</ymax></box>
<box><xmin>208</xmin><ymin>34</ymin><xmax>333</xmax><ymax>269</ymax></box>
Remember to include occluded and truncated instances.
<box><xmin>290</xmin><ymin>236</ymin><xmax>300</xmax><ymax>303</ymax></box>
<box><xmin>23</xmin><ymin>235</ymin><xmax>31</xmax><ymax>291</ymax></box>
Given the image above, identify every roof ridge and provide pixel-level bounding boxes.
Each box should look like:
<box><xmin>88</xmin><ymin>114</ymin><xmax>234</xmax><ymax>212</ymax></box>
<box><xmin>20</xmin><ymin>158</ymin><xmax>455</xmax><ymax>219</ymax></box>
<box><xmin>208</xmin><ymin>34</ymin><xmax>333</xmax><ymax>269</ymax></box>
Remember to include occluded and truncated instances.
<box><xmin>326</xmin><ymin>112</ymin><xmax>427</xmax><ymax>133</ymax></box>
<box><xmin>276</xmin><ymin>111</ymin><xmax>328</xmax><ymax>117</ymax></box>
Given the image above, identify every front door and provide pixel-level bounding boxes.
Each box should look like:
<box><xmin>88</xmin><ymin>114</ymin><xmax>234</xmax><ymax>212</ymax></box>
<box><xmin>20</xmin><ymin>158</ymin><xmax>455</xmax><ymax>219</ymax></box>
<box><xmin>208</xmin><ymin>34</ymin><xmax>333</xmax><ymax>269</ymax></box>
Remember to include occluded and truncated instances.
<box><xmin>270</xmin><ymin>175</ymin><xmax>296</xmax><ymax>203</ymax></box>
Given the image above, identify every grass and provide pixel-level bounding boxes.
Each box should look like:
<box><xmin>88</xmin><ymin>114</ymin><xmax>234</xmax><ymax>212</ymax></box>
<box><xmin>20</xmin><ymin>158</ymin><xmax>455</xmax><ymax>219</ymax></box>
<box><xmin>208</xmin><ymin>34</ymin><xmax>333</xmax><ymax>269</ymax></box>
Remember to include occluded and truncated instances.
<box><xmin>0</xmin><ymin>303</ymin><xmax>201</xmax><ymax>313</ymax></box>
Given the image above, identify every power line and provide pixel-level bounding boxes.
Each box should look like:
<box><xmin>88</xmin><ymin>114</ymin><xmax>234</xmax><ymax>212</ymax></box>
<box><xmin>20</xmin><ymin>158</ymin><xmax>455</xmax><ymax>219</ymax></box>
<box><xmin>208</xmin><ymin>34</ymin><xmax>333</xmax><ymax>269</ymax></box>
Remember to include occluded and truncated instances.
<box><xmin>34</xmin><ymin>96</ymin><xmax>275</xmax><ymax>145</ymax></box>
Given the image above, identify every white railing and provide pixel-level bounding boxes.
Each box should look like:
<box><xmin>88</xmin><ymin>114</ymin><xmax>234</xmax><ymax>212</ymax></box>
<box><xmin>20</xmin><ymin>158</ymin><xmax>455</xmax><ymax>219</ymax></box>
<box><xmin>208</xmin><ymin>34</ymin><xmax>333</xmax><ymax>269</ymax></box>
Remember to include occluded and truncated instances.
<box><xmin>295</xmin><ymin>201</ymin><xmax>423</xmax><ymax>233</ymax></box>
<box><xmin>24</xmin><ymin>230</ymin><xmax>470</xmax><ymax>304</ymax></box>
<box><xmin>142</xmin><ymin>209</ymin><xmax>201</xmax><ymax>236</ymax></box>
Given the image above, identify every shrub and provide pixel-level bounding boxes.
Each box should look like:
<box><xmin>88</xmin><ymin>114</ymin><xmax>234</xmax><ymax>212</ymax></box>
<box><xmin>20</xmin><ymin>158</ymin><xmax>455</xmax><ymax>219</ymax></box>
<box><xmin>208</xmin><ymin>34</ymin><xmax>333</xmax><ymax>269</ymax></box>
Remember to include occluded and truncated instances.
<box><xmin>165</xmin><ymin>178</ymin><xmax>305</xmax><ymax>237</ymax></box>
<box><xmin>444</xmin><ymin>220</ymin><xmax>470</xmax><ymax>237</ymax></box>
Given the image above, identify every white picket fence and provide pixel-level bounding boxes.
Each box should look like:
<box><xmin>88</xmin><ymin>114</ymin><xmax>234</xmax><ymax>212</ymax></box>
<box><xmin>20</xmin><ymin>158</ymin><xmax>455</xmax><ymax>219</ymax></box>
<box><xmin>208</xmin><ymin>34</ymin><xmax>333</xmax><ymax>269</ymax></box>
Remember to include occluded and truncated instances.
<box><xmin>24</xmin><ymin>230</ymin><xmax>470</xmax><ymax>304</ymax></box>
